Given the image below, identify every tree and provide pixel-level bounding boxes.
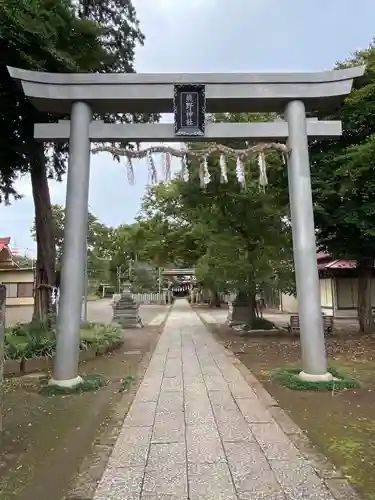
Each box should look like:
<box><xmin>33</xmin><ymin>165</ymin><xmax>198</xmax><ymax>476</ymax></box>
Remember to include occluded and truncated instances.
<box><xmin>130</xmin><ymin>263</ymin><xmax>158</xmax><ymax>293</ymax></box>
<box><xmin>1</xmin><ymin>0</ymin><xmax>156</xmax><ymax>324</ymax></box>
<box><xmin>309</xmin><ymin>41</ymin><xmax>375</xmax><ymax>333</ymax></box>
<box><xmin>31</xmin><ymin>204</ymin><xmax>112</xmax><ymax>282</ymax></box>
<box><xmin>138</xmin><ymin>148</ymin><xmax>293</xmax><ymax>323</ymax></box>
<box><xmin>77</xmin><ymin>0</ymin><xmax>159</xmax><ymax>135</ymax></box>
<box><xmin>0</xmin><ymin>0</ymin><xmax>109</xmax><ymax>323</ymax></box>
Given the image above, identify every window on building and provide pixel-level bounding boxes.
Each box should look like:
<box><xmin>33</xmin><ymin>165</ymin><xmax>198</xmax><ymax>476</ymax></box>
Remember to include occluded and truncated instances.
<box><xmin>5</xmin><ymin>283</ymin><xmax>18</xmax><ymax>298</ymax></box>
<box><xmin>18</xmin><ymin>282</ymin><xmax>34</xmax><ymax>297</ymax></box>
<box><xmin>3</xmin><ymin>282</ymin><xmax>34</xmax><ymax>298</ymax></box>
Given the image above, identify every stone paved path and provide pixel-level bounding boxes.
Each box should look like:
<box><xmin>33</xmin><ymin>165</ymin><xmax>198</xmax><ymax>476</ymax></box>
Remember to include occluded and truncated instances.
<box><xmin>93</xmin><ymin>299</ymin><xmax>337</xmax><ymax>500</ymax></box>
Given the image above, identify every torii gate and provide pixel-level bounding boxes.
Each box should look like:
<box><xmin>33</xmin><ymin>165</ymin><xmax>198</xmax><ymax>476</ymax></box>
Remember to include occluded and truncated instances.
<box><xmin>7</xmin><ymin>65</ymin><xmax>364</xmax><ymax>387</ymax></box>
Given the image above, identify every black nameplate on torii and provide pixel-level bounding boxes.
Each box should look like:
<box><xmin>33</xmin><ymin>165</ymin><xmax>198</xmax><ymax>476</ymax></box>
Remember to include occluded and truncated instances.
<box><xmin>174</xmin><ymin>84</ymin><xmax>206</xmax><ymax>137</ymax></box>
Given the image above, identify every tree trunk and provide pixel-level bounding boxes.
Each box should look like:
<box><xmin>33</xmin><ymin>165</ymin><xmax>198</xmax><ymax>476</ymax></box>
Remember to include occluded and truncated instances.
<box><xmin>209</xmin><ymin>291</ymin><xmax>221</xmax><ymax>308</ymax></box>
<box><xmin>357</xmin><ymin>259</ymin><xmax>373</xmax><ymax>334</ymax></box>
<box><xmin>227</xmin><ymin>291</ymin><xmax>256</xmax><ymax>327</ymax></box>
<box><xmin>29</xmin><ymin>141</ymin><xmax>57</xmax><ymax>326</ymax></box>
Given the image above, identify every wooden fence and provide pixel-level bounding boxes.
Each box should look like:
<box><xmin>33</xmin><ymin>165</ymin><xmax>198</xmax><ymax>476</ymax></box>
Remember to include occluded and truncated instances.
<box><xmin>132</xmin><ymin>293</ymin><xmax>167</xmax><ymax>305</ymax></box>
<box><xmin>113</xmin><ymin>292</ymin><xmax>235</xmax><ymax>305</ymax></box>
<box><xmin>112</xmin><ymin>292</ymin><xmax>167</xmax><ymax>305</ymax></box>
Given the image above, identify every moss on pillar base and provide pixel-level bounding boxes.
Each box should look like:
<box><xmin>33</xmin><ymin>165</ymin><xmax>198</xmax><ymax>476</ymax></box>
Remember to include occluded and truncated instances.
<box><xmin>39</xmin><ymin>373</ymin><xmax>106</xmax><ymax>396</ymax></box>
<box><xmin>271</xmin><ymin>367</ymin><xmax>360</xmax><ymax>391</ymax></box>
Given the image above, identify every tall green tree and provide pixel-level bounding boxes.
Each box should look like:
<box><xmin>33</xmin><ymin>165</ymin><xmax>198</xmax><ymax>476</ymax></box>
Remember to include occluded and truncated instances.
<box><xmin>0</xmin><ymin>0</ymin><xmax>108</xmax><ymax>323</ymax></box>
<box><xmin>310</xmin><ymin>41</ymin><xmax>375</xmax><ymax>333</ymax></box>
<box><xmin>1</xmin><ymin>0</ymin><xmax>155</xmax><ymax>323</ymax></box>
<box><xmin>77</xmin><ymin>0</ymin><xmax>159</xmax><ymax>131</ymax></box>
<box><xmin>138</xmin><ymin>149</ymin><xmax>293</xmax><ymax>321</ymax></box>
<box><xmin>31</xmin><ymin>204</ymin><xmax>112</xmax><ymax>283</ymax></box>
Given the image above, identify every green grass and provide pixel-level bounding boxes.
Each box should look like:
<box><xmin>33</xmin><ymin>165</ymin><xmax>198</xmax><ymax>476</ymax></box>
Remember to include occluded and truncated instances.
<box><xmin>119</xmin><ymin>375</ymin><xmax>135</xmax><ymax>393</ymax></box>
<box><xmin>39</xmin><ymin>373</ymin><xmax>106</xmax><ymax>396</ymax></box>
<box><xmin>271</xmin><ymin>366</ymin><xmax>360</xmax><ymax>391</ymax></box>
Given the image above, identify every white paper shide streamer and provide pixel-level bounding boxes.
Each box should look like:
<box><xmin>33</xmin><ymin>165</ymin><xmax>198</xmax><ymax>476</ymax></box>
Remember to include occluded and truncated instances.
<box><xmin>199</xmin><ymin>160</ymin><xmax>205</xmax><ymax>188</ymax></box>
<box><xmin>235</xmin><ymin>156</ymin><xmax>245</xmax><ymax>187</ymax></box>
<box><xmin>147</xmin><ymin>151</ymin><xmax>157</xmax><ymax>184</ymax></box>
<box><xmin>164</xmin><ymin>152</ymin><xmax>172</xmax><ymax>181</ymax></box>
<box><xmin>180</xmin><ymin>154</ymin><xmax>189</xmax><ymax>181</ymax></box>
<box><xmin>125</xmin><ymin>154</ymin><xmax>135</xmax><ymax>185</ymax></box>
<box><xmin>219</xmin><ymin>154</ymin><xmax>228</xmax><ymax>183</ymax></box>
<box><xmin>203</xmin><ymin>156</ymin><xmax>211</xmax><ymax>186</ymax></box>
<box><xmin>183</xmin><ymin>154</ymin><xmax>189</xmax><ymax>181</ymax></box>
<box><xmin>258</xmin><ymin>151</ymin><xmax>268</xmax><ymax>189</ymax></box>
<box><xmin>92</xmin><ymin>142</ymin><xmax>288</xmax><ymax>188</ymax></box>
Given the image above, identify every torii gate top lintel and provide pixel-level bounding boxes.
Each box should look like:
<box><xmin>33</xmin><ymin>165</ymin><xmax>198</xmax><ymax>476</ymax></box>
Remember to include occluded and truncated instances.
<box><xmin>7</xmin><ymin>65</ymin><xmax>365</xmax><ymax>114</ymax></box>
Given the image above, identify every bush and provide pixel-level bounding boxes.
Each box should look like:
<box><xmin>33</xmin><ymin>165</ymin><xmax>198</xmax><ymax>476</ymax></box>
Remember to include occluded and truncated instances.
<box><xmin>4</xmin><ymin>323</ymin><xmax>55</xmax><ymax>360</ymax></box>
<box><xmin>80</xmin><ymin>322</ymin><xmax>122</xmax><ymax>350</ymax></box>
<box><xmin>4</xmin><ymin>322</ymin><xmax>123</xmax><ymax>360</ymax></box>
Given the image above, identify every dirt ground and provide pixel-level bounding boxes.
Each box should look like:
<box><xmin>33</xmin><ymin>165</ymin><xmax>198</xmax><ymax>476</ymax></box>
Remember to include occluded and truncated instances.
<box><xmin>0</xmin><ymin>324</ymin><xmax>163</xmax><ymax>500</ymax></box>
<box><xmin>207</xmin><ymin>321</ymin><xmax>375</xmax><ymax>500</ymax></box>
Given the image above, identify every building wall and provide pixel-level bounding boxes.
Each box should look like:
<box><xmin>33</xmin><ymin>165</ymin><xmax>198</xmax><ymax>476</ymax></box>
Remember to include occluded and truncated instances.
<box><xmin>280</xmin><ymin>276</ymin><xmax>375</xmax><ymax>318</ymax></box>
<box><xmin>280</xmin><ymin>292</ymin><xmax>298</xmax><ymax>313</ymax></box>
<box><xmin>320</xmin><ymin>278</ymin><xmax>333</xmax><ymax>307</ymax></box>
<box><xmin>0</xmin><ymin>268</ymin><xmax>35</xmax><ymax>326</ymax></box>
<box><xmin>281</xmin><ymin>283</ymin><xmax>335</xmax><ymax>316</ymax></box>
<box><xmin>334</xmin><ymin>277</ymin><xmax>375</xmax><ymax>318</ymax></box>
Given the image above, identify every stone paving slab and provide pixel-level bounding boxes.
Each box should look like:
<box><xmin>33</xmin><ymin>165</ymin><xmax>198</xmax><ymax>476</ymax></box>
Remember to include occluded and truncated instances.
<box><xmin>93</xmin><ymin>299</ymin><xmax>355</xmax><ymax>500</ymax></box>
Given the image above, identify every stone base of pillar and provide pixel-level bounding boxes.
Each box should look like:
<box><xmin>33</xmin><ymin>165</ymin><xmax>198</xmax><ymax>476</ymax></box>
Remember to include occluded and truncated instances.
<box><xmin>299</xmin><ymin>371</ymin><xmax>334</xmax><ymax>383</ymax></box>
<box><xmin>49</xmin><ymin>375</ymin><xmax>83</xmax><ymax>388</ymax></box>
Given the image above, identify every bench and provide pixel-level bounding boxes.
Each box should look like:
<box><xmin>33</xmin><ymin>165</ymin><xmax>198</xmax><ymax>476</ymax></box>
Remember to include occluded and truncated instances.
<box><xmin>288</xmin><ymin>314</ymin><xmax>333</xmax><ymax>336</ymax></box>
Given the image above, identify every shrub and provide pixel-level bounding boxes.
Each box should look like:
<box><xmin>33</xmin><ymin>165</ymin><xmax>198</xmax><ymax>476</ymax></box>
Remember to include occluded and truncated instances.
<box><xmin>4</xmin><ymin>322</ymin><xmax>122</xmax><ymax>360</ymax></box>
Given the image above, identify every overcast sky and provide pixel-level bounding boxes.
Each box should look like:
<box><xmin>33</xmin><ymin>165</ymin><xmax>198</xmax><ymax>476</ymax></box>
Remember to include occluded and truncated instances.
<box><xmin>1</xmin><ymin>0</ymin><xmax>375</xmax><ymax>256</ymax></box>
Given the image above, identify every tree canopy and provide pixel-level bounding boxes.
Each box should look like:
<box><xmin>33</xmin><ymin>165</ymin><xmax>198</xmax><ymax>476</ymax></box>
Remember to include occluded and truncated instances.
<box><xmin>137</xmin><ymin>145</ymin><xmax>294</xmax><ymax>306</ymax></box>
<box><xmin>0</xmin><ymin>0</ymin><xmax>107</xmax><ymax>201</ymax></box>
<box><xmin>0</xmin><ymin>0</ymin><xmax>153</xmax><ymax>322</ymax></box>
<box><xmin>310</xmin><ymin>41</ymin><xmax>375</xmax><ymax>331</ymax></box>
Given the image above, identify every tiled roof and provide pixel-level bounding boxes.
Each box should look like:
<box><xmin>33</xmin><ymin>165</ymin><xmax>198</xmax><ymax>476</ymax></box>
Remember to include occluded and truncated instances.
<box><xmin>0</xmin><ymin>237</ymin><xmax>11</xmax><ymax>251</ymax></box>
<box><xmin>324</xmin><ymin>259</ymin><xmax>358</xmax><ymax>269</ymax></box>
<box><xmin>316</xmin><ymin>251</ymin><xmax>360</xmax><ymax>270</ymax></box>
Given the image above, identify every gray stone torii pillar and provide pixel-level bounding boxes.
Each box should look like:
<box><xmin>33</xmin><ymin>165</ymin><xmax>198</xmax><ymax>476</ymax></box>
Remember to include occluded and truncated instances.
<box><xmin>285</xmin><ymin>100</ymin><xmax>330</xmax><ymax>381</ymax></box>
<box><xmin>6</xmin><ymin>65</ymin><xmax>365</xmax><ymax>386</ymax></box>
<box><xmin>51</xmin><ymin>101</ymin><xmax>92</xmax><ymax>386</ymax></box>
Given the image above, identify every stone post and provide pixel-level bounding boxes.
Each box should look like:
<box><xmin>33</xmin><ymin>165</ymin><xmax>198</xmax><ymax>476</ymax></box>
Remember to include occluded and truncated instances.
<box><xmin>285</xmin><ymin>100</ymin><xmax>332</xmax><ymax>382</ymax></box>
<box><xmin>51</xmin><ymin>101</ymin><xmax>92</xmax><ymax>388</ymax></box>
